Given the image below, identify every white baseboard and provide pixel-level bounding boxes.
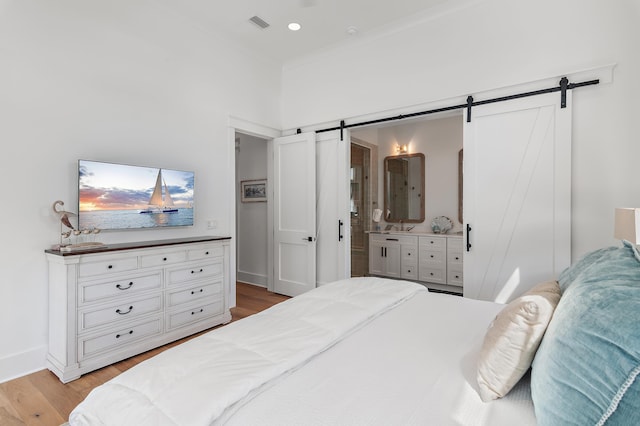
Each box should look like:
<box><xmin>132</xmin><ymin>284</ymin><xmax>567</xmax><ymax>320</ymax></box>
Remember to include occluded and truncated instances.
<box><xmin>0</xmin><ymin>345</ymin><xmax>47</xmax><ymax>384</ymax></box>
<box><xmin>237</xmin><ymin>270</ymin><xmax>267</xmax><ymax>287</ymax></box>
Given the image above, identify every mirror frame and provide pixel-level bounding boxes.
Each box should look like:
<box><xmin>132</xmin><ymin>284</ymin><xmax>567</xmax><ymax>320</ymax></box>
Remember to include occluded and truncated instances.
<box><xmin>383</xmin><ymin>153</ymin><xmax>425</xmax><ymax>223</ymax></box>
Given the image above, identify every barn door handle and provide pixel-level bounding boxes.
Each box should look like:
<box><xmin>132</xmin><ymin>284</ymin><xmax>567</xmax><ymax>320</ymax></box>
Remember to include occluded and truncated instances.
<box><xmin>466</xmin><ymin>224</ymin><xmax>472</xmax><ymax>252</ymax></box>
<box><xmin>338</xmin><ymin>220</ymin><xmax>344</xmax><ymax>241</ymax></box>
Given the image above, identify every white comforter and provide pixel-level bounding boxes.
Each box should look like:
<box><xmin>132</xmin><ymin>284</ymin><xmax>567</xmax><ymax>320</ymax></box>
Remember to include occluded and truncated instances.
<box><xmin>69</xmin><ymin>277</ymin><xmax>425</xmax><ymax>425</ymax></box>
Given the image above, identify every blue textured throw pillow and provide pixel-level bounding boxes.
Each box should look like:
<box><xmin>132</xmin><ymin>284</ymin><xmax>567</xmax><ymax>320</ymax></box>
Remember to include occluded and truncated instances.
<box><xmin>531</xmin><ymin>242</ymin><xmax>640</xmax><ymax>425</ymax></box>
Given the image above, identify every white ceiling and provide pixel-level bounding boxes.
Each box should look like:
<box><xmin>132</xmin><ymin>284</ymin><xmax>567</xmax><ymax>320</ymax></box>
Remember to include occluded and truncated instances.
<box><xmin>157</xmin><ymin>0</ymin><xmax>461</xmax><ymax>63</ymax></box>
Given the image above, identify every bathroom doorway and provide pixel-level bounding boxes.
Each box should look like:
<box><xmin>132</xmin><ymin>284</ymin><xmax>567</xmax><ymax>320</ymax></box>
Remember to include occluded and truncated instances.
<box><xmin>350</xmin><ymin>140</ymin><xmax>377</xmax><ymax>277</ymax></box>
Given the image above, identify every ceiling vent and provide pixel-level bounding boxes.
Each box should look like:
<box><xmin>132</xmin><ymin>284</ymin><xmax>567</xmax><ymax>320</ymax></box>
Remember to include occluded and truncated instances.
<box><xmin>249</xmin><ymin>15</ymin><xmax>270</xmax><ymax>29</ymax></box>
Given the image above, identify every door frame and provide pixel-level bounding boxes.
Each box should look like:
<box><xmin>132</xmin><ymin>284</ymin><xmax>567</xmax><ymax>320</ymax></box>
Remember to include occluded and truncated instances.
<box><xmin>228</xmin><ymin>116</ymin><xmax>281</xmax><ymax>304</ymax></box>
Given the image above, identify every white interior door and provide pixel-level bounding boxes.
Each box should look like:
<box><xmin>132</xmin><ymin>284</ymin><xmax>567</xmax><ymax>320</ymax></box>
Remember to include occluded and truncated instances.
<box><xmin>463</xmin><ymin>91</ymin><xmax>571</xmax><ymax>303</ymax></box>
<box><xmin>272</xmin><ymin>132</ymin><xmax>317</xmax><ymax>297</ymax></box>
<box><xmin>316</xmin><ymin>130</ymin><xmax>350</xmax><ymax>286</ymax></box>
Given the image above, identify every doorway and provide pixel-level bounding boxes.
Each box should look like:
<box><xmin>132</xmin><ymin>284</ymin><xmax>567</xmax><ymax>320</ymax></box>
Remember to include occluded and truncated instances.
<box><xmin>350</xmin><ymin>139</ymin><xmax>378</xmax><ymax>277</ymax></box>
<box><xmin>235</xmin><ymin>131</ymin><xmax>270</xmax><ymax>289</ymax></box>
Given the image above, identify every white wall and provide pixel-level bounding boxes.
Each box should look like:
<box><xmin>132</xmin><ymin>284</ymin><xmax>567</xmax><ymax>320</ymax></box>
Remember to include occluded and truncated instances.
<box><xmin>282</xmin><ymin>0</ymin><xmax>640</xmax><ymax>261</ymax></box>
<box><xmin>0</xmin><ymin>0</ymin><xmax>282</xmax><ymax>382</ymax></box>
<box><xmin>236</xmin><ymin>134</ymin><xmax>269</xmax><ymax>287</ymax></box>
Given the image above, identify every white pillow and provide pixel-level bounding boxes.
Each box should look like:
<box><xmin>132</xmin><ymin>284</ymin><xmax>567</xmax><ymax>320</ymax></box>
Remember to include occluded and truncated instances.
<box><xmin>476</xmin><ymin>280</ymin><xmax>561</xmax><ymax>402</ymax></box>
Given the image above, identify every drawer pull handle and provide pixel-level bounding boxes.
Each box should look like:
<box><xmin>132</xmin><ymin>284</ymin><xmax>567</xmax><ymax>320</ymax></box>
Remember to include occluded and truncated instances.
<box><xmin>191</xmin><ymin>308</ymin><xmax>204</xmax><ymax>315</ymax></box>
<box><xmin>116</xmin><ymin>330</ymin><xmax>133</xmax><ymax>339</ymax></box>
<box><xmin>107</xmin><ymin>265</ymin><xmax>113</xmax><ymax>269</ymax></box>
<box><xmin>116</xmin><ymin>306</ymin><xmax>133</xmax><ymax>315</ymax></box>
<box><xmin>116</xmin><ymin>282</ymin><xmax>134</xmax><ymax>290</ymax></box>
<box><xmin>163</xmin><ymin>257</ymin><xmax>168</xmax><ymax>261</ymax></box>
<box><xmin>430</xmin><ymin>255</ymin><xmax>434</xmax><ymax>258</ymax></box>
<box><xmin>455</xmin><ymin>275</ymin><xmax>460</xmax><ymax>279</ymax></box>
<box><xmin>191</xmin><ymin>289</ymin><xmax>204</xmax><ymax>295</ymax></box>
<box><xmin>455</xmin><ymin>256</ymin><xmax>460</xmax><ymax>260</ymax></box>
<box><xmin>205</xmin><ymin>251</ymin><xmax>210</xmax><ymax>255</ymax></box>
<box><xmin>191</xmin><ymin>268</ymin><xmax>204</xmax><ymax>274</ymax></box>
<box><xmin>430</xmin><ymin>272</ymin><xmax>434</xmax><ymax>276</ymax></box>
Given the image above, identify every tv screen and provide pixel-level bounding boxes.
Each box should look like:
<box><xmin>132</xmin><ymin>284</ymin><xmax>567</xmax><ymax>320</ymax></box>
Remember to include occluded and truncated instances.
<box><xmin>78</xmin><ymin>160</ymin><xmax>194</xmax><ymax>230</ymax></box>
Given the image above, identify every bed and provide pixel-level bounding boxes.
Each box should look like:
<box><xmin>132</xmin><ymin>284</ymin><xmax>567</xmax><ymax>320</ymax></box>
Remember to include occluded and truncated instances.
<box><xmin>68</xmin><ymin>242</ymin><xmax>640</xmax><ymax>426</ymax></box>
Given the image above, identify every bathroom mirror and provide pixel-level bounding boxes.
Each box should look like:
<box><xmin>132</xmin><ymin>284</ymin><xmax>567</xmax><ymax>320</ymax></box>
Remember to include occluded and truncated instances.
<box><xmin>384</xmin><ymin>153</ymin><xmax>425</xmax><ymax>223</ymax></box>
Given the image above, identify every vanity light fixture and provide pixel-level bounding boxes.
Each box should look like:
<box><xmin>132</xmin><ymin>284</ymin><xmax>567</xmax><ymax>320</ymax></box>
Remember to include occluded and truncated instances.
<box><xmin>288</xmin><ymin>22</ymin><xmax>301</xmax><ymax>31</ymax></box>
<box><xmin>396</xmin><ymin>144</ymin><xmax>408</xmax><ymax>154</ymax></box>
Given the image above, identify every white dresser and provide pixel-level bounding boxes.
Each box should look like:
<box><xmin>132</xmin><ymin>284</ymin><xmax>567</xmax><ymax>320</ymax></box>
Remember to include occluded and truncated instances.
<box><xmin>369</xmin><ymin>232</ymin><xmax>463</xmax><ymax>291</ymax></box>
<box><xmin>45</xmin><ymin>236</ymin><xmax>231</xmax><ymax>383</ymax></box>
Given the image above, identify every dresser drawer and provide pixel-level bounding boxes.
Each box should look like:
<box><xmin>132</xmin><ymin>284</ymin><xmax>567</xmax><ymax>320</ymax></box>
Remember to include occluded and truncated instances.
<box><xmin>188</xmin><ymin>245</ymin><xmax>224</xmax><ymax>261</ymax></box>
<box><xmin>79</xmin><ymin>272</ymin><xmax>162</xmax><ymax>305</ymax></box>
<box><xmin>166</xmin><ymin>280</ymin><xmax>223</xmax><ymax>308</ymax></box>
<box><xmin>166</xmin><ymin>301</ymin><xmax>224</xmax><ymax>330</ymax></box>
<box><xmin>79</xmin><ymin>316</ymin><xmax>163</xmax><ymax>360</ymax></box>
<box><xmin>78</xmin><ymin>255</ymin><xmax>138</xmax><ymax>278</ymax></box>
<box><xmin>78</xmin><ymin>294</ymin><xmax>163</xmax><ymax>332</ymax></box>
<box><xmin>140</xmin><ymin>250</ymin><xmax>187</xmax><ymax>268</ymax></box>
<box><xmin>419</xmin><ymin>266</ymin><xmax>446</xmax><ymax>284</ymax></box>
<box><xmin>166</xmin><ymin>260</ymin><xmax>223</xmax><ymax>286</ymax></box>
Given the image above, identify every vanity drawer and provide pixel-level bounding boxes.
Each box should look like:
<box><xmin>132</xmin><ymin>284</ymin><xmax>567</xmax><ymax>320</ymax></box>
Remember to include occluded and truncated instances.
<box><xmin>166</xmin><ymin>260</ymin><xmax>223</xmax><ymax>286</ymax></box>
<box><xmin>419</xmin><ymin>266</ymin><xmax>446</xmax><ymax>284</ymax></box>
<box><xmin>166</xmin><ymin>301</ymin><xmax>224</xmax><ymax>330</ymax></box>
<box><xmin>420</xmin><ymin>249</ymin><xmax>446</xmax><ymax>265</ymax></box>
<box><xmin>447</xmin><ymin>267</ymin><xmax>463</xmax><ymax>287</ymax></box>
<box><xmin>402</xmin><ymin>263</ymin><xmax>418</xmax><ymax>280</ymax></box>
<box><xmin>402</xmin><ymin>246</ymin><xmax>417</xmax><ymax>261</ymax></box>
<box><xmin>79</xmin><ymin>272</ymin><xmax>162</xmax><ymax>305</ymax></box>
<box><xmin>447</xmin><ymin>237</ymin><xmax>463</xmax><ymax>250</ymax></box>
<box><xmin>447</xmin><ymin>250</ymin><xmax>463</xmax><ymax>265</ymax></box>
<box><xmin>419</xmin><ymin>237</ymin><xmax>446</xmax><ymax>250</ymax></box>
<box><xmin>78</xmin><ymin>316</ymin><xmax>163</xmax><ymax>360</ymax></box>
<box><xmin>140</xmin><ymin>250</ymin><xmax>187</xmax><ymax>268</ymax></box>
<box><xmin>166</xmin><ymin>279</ymin><xmax>223</xmax><ymax>308</ymax></box>
<box><xmin>78</xmin><ymin>294</ymin><xmax>163</xmax><ymax>332</ymax></box>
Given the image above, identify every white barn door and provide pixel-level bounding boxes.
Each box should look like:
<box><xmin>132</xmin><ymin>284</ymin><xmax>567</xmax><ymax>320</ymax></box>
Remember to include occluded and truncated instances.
<box><xmin>463</xmin><ymin>92</ymin><xmax>571</xmax><ymax>302</ymax></box>
<box><xmin>316</xmin><ymin>130</ymin><xmax>350</xmax><ymax>286</ymax></box>
<box><xmin>272</xmin><ymin>132</ymin><xmax>317</xmax><ymax>297</ymax></box>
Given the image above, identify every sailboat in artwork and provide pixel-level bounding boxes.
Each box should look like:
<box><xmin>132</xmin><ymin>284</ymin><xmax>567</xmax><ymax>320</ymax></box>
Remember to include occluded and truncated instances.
<box><xmin>140</xmin><ymin>169</ymin><xmax>179</xmax><ymax>214</ymax></box>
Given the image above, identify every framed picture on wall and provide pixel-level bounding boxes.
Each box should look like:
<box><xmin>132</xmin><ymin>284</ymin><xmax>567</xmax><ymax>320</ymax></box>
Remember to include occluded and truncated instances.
<box><xmin>241</xmin><ymin>179</ymin><xmax>267</xmax><ymax>202</ymax></box>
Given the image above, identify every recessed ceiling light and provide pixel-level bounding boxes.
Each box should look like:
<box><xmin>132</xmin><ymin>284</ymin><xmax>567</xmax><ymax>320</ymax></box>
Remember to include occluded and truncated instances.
<box><xmin>288</xmin><ymin>22</ymin><xmax>301</xmax><ymax>31</ymax></box>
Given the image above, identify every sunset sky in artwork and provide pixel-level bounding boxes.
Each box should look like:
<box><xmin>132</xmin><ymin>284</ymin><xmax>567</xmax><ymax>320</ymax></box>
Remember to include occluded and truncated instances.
<box><xmin>78</xmin><ymin>160</ymin><xmax>194</xmax><ymax>211</ymax></box>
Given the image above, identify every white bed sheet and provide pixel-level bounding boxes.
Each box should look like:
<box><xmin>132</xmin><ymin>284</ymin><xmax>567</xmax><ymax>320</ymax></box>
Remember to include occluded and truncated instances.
<box><xmin>69</xmin><ymin>277</ymin><xmax>536</xmax><ymax>425</ymax></box>
<box><xmin>223</xmin><ymin>290</ymin><xmax>536</xmax><ymax>426</ymax></box>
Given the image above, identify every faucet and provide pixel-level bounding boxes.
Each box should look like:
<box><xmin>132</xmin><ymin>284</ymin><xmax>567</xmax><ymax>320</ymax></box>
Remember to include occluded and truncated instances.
<box><xmin>399</xmin><ymin>220</ymin><xmax>404</xmax><ymax>231</ymax></box>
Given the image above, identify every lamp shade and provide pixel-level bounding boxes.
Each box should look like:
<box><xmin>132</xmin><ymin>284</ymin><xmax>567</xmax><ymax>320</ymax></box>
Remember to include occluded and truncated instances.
<box><xmin>614</xmin><ymin>208</ymin><xmax>640</xmax><ymax>244</ymax></box>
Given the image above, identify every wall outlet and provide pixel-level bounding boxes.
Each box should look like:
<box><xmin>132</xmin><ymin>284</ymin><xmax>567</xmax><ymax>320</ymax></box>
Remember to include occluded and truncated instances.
<box><xmin>207</xmin><ymin>219</ymin><xmax>218</xmax><ymax>229</ymax></box>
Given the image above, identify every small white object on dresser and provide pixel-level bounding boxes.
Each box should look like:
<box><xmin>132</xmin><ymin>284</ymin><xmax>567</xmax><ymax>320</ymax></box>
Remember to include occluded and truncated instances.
<box><xmin>45</xmin><ymin>236</ymin><xmax>232</xmax><ymax>383</ymax></box>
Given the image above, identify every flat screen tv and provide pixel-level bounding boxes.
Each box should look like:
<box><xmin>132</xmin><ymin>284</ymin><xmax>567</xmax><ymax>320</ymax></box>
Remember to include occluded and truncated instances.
<box><xmin>78</xmin><ymin>159</ymin><xmax>194</xmax><ymax>230</ymax></box>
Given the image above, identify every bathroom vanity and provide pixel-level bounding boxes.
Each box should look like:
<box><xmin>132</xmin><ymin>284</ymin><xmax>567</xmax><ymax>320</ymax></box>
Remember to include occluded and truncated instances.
<box><xmin>369</xmin><ymin>231</ymin><xmax>463</xmax><ymax>293</ymax></box>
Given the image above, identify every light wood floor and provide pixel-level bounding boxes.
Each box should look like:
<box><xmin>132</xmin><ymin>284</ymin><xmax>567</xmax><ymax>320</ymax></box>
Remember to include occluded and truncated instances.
<box><xmin>0</xmin><ymin>282</ymin><xmax>289</xmax><ymax>426</ymax></box>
